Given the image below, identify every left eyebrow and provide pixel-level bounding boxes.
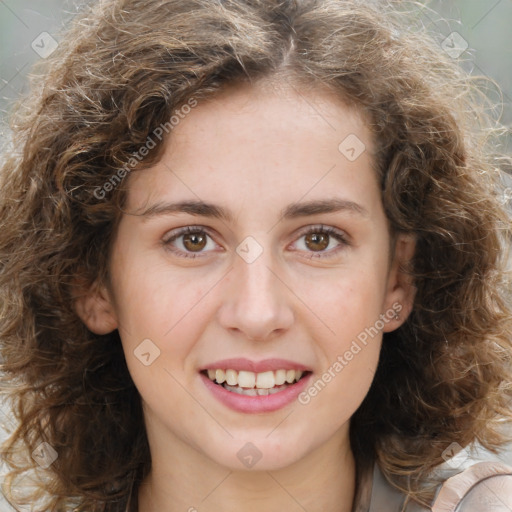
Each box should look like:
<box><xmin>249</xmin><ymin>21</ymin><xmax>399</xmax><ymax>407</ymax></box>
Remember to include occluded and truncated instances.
<box><xmin>280</xmin><ymin>198</ymin><xmax>369</xmax><ymax>219</ymax></box>
<box><xmin>135</xmin><ymin>198</ymin><xmax>369</xmax><ymax>222</ymax></box>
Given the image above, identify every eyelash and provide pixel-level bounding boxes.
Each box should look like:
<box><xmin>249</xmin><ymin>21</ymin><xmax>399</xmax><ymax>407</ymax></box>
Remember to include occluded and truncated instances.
<box><xmin>162</xmin><ymin>225</ymin><xmax>350</xmax><ymax>259</ymax></box>
<box><xmin>162</xmin><ymin>226</ymin><xmax>218</xmax><ymax>259</ymax></box>
<box><xmin>292</xmin><ymin>225</ymin><xmax>349</xmax><ymax>259</ymax></box>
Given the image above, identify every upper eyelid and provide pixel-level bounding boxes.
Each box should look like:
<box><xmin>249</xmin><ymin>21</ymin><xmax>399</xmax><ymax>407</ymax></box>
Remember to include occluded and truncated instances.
<box><xmin>163</xmin><ymin>224</ymin><xmax>347</xmax><ymax>240</ymax></box>
<box><xmin>291</xmin><ymin>225</ymin><xmax>350</xmax><ymax>244</ymax></box>
<box><xmin>163</xmin><ymin>225</ymin><xmax>216</xmax><ymax>241</ymax></box>
<box><xmin>294</xmin><ymin>224</ymin><xmax>347</xmax><ymax>237</ymax></box>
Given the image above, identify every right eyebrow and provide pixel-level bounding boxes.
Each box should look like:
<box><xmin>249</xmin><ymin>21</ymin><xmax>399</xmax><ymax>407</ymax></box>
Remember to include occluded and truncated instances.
<box><xmin>136</xmin><ymin>200</ymin><xmax>234</xmax><ymax>223</ymax></box>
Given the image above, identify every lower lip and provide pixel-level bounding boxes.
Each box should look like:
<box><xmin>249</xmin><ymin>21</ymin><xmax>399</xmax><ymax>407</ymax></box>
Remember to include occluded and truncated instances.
<box><xmin>200</xmin><ymin>372</ymin><xmax>313</xmax><ymax>413</ymax></box>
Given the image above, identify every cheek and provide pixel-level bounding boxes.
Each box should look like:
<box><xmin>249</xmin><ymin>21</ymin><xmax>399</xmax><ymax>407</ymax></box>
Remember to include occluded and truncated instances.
<box><xmin>112</xmin><ymin>254</ymin><xmax>217</xmax><ymax>340</ymax></box>
<box><xmin>113</xmin><ymin>266</ymin><xmax>218</xmax><ymax>405</ymax></box>
<box><xmin>109</xmin><ymin>259</ymin><xmax>225</xmax><ymax>399</ymax></box>
<box><xmin>295</xmin><ymin>265</ymin><xmax>386</xmax><ymax>399</ymax></box>
<box><xmin>298</xmin><ymin>266</ymin><xmax>387</xmax><ymax>340</ymax></box>
<box><xmin>298</xmin><ymin>273</ymin><xmax>383</xmax><ymax>421</ymax></box>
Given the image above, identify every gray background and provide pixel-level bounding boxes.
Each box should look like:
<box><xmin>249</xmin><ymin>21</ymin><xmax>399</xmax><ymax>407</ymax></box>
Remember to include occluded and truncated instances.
<box><xmin>0</xmin><ymin>1</ymin><xmax>512</xmax><ymax>124</ymax></box>
<box><xmin>1</xmin><ymin>0</ymin><xmax>512</xmax><ymax>510</ymax></box>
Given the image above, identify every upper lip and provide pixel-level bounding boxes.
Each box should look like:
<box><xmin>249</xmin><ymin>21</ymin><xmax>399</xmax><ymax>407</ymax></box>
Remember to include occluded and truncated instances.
<box><xmin>200</xmin><ymin>358</ymin><xmax>312</xmax><ymax>373</ymax></box>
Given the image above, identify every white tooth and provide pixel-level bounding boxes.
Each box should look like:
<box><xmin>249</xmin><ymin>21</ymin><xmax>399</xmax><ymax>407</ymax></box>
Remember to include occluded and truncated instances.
<box><xmin>256</xmin><ymin>371</ymin><xmax>275</xmax><ymax>389</ymax></box>
<box><xmin>274</xmin><ymin>369</ymin><xmax>286</xmax><ymax>385</ymax></box>
<box><xmin>226</xmin><ymin>369</ymin><xmax>237</xmax><ymax>386</ymax></box>
<box><xmin>207</xmin><ymin>369</ymin><xmax>216</xmax><ymax>380</ymax></box>
<box><xmin>268</xmin><ymin>384</ymin><xmax>285</xmax><ymax>395</ymax></box>
<box><xmin>257</xmin><ymin>388</ymin><xmax>269</xmax><ymax>396</ymax></box>
<box><xmin>285</xmin><ymin>370</ymin><xmax>296</xmax><ymax>383</ymax></box>
<box><xmin>224</xmin><ymin>383</ymin><xmax>243</xmax><ymax>394</ymax></box>
<box><xmin>295</xmin><ymin>370</ymin><xmax>303</xmax><ymax>381</ymax></box>
<box><xmin>216</xmin><ymin>369</ymin><xmax>226</xmax><ymax>384</ymax></box>
<box><xmin>224</xmin><ymin>383</ymin><xmax>258</xmax><ymax>396</ymax></box>
<box><xmin>238</xmin><ymin>371</ymin><xmax>256</xmax><ymax>388</ymax></box>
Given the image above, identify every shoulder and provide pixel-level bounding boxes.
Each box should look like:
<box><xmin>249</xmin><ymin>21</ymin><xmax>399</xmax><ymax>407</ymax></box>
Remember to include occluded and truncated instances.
<box><xmin>458</xmin><ymin>473</ymin><xmax>512</xmax><ymax>510</ymax></box>
<box><xmin>432</xmin><ymin>461</ymin><xmax>512</xmax><ymax>512</ymax></box>
<box><xmin>368</xmin><ymin>445</ymin><xmax>512</xmax><ymax>512</ymax></box>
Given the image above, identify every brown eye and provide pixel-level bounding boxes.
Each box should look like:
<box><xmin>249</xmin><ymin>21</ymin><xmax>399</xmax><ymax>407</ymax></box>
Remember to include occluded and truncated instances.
<box><xmin>182</xmin><ymin>232</ymin><xmax>207</xmax><ymax>252</ymax></box>
<box><xmin>304</xmin><ymin>232</ymin><xmax>330</xmax><ymax>251</ymax></box>
<box><xmin>292</xmin><ymin>226</ymin><xmax>349</xmax><ymax>258</ymax></box>
<box><xmin>163</xmin><ymin>227</ymin><xmax>219</xmax><ymax>258</ymax></box>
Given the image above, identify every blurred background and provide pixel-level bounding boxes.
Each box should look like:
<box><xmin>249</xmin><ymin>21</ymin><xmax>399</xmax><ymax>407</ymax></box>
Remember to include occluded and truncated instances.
<box><xmin>0</xmin><ymin>0</ymin><xmax>511</xmax><ymax>129</ymax></box>
<box><xmin>0</xmin><ymin>0</ymin><xmax>512</xmax><ymax>125</ymax></box>
<box><xmin>1</xmin><ymin>0</ymin><xmax>512</xmax><ymax>509</ymax></box>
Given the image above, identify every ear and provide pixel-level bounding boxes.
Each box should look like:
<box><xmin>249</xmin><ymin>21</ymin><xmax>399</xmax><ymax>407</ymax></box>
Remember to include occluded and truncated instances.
<box><xmin>382</xmin><ymin>233</ymin><xmax>416</xmax><ymax>333</ymax></box>
<box><xmin>73</xmin><ymin>279</ymin><xmax>118</xmax><ymax>335</ymax></box>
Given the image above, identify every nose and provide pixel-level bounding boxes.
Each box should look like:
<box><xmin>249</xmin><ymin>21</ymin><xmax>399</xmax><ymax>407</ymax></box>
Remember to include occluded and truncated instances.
<box><xmin>217</xmin><ymin>250</ymin><xmax>294</xmax><ymax>342</ymax></box>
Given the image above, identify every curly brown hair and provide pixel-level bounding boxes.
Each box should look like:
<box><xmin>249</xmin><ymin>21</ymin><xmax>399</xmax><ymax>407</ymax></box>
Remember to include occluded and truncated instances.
<box><xmin>1</xmin><ymin>0</ymin><xmax>511</xmax><ymax>510</ymax></box>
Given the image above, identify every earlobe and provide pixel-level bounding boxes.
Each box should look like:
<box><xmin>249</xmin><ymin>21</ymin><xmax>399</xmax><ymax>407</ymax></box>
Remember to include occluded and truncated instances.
<box><xmin>73</xmin><ymin>279</ymin><xmax>118</xmax><ymax>335</ymax></box>
<box><xmin>382</xmin><ymin>233</ymin><xmax>416</xmax><ymax>332</ymax></box>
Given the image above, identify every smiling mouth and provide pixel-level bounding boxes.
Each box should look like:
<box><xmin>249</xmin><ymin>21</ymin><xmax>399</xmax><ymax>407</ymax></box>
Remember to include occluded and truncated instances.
<box><xmin>201</xmin><ymin>368</ymin><xmax>311</xmax><ymax>396</ymax></box>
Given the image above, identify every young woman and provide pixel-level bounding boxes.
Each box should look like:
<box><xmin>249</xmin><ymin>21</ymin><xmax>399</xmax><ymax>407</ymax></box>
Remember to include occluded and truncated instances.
<box><xmin>1</xmin><ymin>1</ymin><xmax>511</xmax><ymax>510</ymax></box>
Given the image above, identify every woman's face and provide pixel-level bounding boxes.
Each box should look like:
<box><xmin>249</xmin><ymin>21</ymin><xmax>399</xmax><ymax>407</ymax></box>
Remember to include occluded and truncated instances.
<box><xmin>81</xmin><ymin>81</ymin><xmax>413</xmax><ymax>472</ymax></box>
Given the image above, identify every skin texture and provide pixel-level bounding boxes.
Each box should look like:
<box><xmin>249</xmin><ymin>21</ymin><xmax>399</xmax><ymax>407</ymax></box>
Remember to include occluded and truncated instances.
<box><xmin>76</xmin><ymin>81</ymin><xmax>415</xmax><ymax>512</ymax></box>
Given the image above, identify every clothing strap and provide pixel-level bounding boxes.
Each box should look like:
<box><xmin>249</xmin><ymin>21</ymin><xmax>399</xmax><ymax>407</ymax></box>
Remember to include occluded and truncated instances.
<box><xmin>431</xmin><ymin>461</ymin><xmax>512</xmax><ymax>512</ymax></box>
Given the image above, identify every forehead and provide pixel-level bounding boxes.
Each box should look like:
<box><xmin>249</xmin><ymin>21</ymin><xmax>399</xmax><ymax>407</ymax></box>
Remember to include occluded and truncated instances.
<box><xmin>125</xmin><ymin>81</ymin><xmax>377</xmax><ymax>215</ymax></box>
<box><xmin>166</xmin><ymin>80</ymin><xmax>371</xmax><ymax>155</ymax></box>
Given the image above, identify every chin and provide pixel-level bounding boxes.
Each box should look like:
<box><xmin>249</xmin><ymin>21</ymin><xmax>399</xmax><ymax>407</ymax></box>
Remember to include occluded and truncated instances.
<box><xmin>204</xmin><ymin>434</ymin><xmax>309</xmax><ymax>472</ymax></box>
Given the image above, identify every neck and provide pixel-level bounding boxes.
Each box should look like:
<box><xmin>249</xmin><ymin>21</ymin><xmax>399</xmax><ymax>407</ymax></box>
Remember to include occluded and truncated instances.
<box><xmin>137</xmin><ymin>427</ymin><xmax>357</xmax><ymax>512</ymax></box>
